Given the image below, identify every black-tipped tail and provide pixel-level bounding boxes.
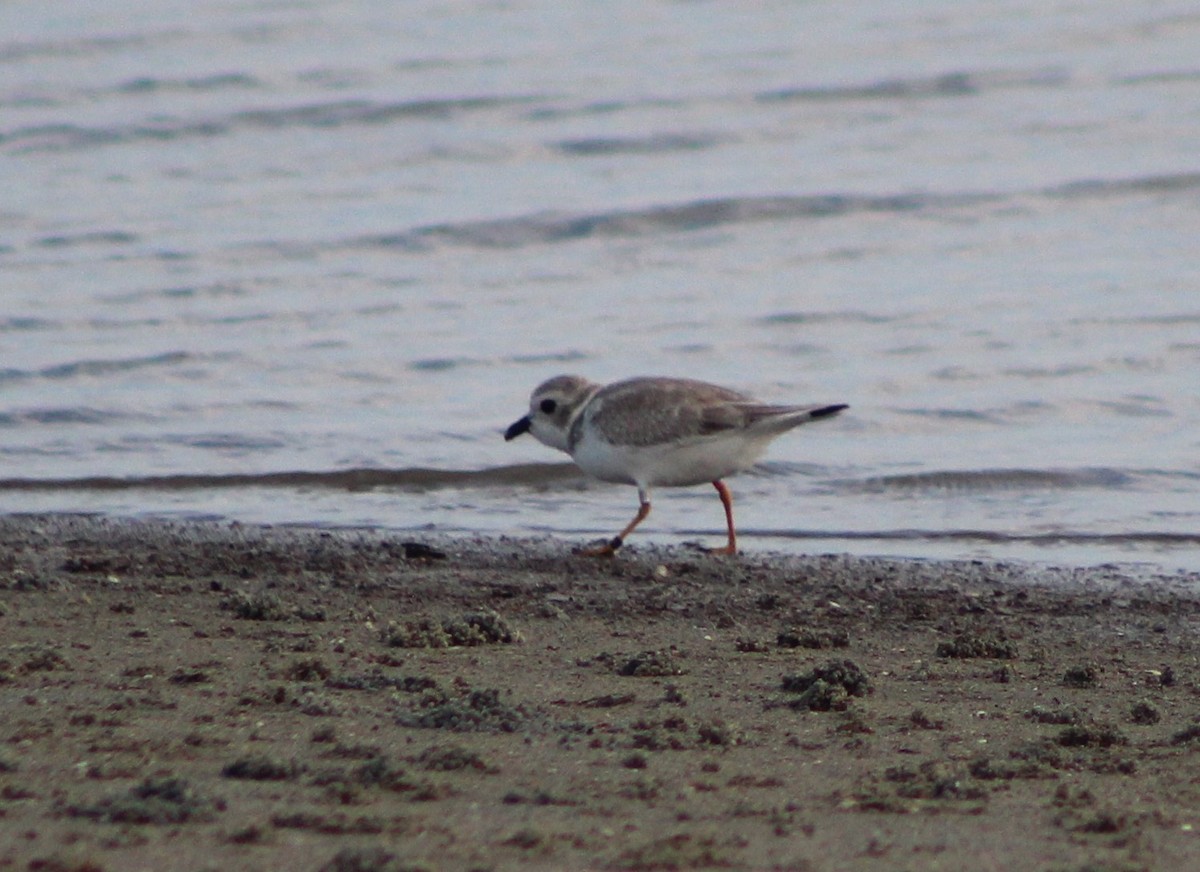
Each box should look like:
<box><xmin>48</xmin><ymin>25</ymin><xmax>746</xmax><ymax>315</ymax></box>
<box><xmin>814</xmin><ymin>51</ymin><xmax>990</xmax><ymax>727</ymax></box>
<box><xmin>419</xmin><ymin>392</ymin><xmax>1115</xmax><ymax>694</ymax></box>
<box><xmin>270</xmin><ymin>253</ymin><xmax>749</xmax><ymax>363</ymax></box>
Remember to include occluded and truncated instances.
<box><xmin>810</xmin><ymin>403</ymin><xmax>849</xmax><ymax>420</ymax></box>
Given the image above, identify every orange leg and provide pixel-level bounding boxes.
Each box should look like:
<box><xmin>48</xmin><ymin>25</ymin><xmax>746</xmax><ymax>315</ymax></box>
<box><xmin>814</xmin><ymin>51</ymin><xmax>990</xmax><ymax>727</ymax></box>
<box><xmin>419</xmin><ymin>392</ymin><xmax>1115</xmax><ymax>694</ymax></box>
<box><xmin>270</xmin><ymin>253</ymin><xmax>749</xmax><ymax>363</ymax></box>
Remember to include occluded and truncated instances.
<box><xmin>709</xmin><ymin>480</ymin><xmax>737</xmax><ymax>555</ymax></box>
<box><xmin>578</xmin><ymin>490</ymin><xmax>651</xmax><ymax>557</ymax></box>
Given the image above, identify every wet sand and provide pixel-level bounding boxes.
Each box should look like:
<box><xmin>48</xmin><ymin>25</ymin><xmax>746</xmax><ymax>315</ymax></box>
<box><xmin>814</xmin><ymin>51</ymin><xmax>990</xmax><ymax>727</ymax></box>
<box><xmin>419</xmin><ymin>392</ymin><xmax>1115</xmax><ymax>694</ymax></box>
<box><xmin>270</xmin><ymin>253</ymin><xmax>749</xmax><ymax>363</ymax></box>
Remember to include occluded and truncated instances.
<box><xmin>2</xmin><ymin>514</ymin><xmax>1199</xmax><ymax>871</ymax></box>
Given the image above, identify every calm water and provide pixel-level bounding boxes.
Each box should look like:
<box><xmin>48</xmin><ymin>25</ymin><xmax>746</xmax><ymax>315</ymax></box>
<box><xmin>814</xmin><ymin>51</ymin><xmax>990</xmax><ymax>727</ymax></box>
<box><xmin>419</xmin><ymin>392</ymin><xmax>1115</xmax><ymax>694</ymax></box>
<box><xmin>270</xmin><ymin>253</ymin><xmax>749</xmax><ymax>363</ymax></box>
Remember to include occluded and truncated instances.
<box><xmin>3</xmin><ymin>1</ymin><xmax>1199</xmax><ymax>571</ymax></box>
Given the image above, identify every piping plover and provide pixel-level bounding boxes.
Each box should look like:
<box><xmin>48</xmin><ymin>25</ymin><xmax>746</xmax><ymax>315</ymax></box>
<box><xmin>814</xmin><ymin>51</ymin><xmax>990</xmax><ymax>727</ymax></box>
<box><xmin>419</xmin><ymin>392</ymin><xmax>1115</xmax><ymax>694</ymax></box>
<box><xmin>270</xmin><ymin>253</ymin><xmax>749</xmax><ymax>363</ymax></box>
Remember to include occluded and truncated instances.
<box><xmin>504</xmin><ymin>375</ymin><xmax>847</xmax><ymax>555</ymax></box>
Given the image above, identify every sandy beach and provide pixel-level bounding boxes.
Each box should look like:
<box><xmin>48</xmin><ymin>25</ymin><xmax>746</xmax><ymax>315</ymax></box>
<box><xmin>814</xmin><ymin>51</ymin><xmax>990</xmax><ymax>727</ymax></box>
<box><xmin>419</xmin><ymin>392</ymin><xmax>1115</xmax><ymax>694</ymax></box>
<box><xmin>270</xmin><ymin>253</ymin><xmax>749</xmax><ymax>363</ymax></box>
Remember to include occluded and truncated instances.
<box><xmin>2</xmin><ymin>514</ymin><xmax>1199</xmax><ymax>871</ymax></box>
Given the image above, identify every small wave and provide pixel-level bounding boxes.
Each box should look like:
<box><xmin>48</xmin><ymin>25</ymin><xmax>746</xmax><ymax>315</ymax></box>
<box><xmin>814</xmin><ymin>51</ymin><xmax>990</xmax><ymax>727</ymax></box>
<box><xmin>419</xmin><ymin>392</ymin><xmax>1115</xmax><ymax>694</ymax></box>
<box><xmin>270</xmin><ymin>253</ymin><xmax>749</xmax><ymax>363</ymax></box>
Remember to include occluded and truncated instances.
<box><xmin>1003</xmin><ymin>364</ymin><xmax>1097</xmax><ymax>379</ymax></box>
<box><xmin>0</xmin><ymin>351</ymin><xmax>196</xmax><ymax>385</ymax></box>
<box><xmin>1</xmin><ymin>122</ymin><xmax>223</xmax><ymax>153</ymax></box>
<box><xmin>0</xmin><ymin>317</ymin><xmax>57</xmax><ymax>332</ymax></box>
<box><xmin>34</xmin><ymin>230</ymin><xmax>139</xmax><ymax>249</ymax></box>
<box><xmin>0</xmin><ymin>463</ymin><xmax>584</xmax><ymax>493</ymax></box>
<box><xmin>0</xmin><ymin>32</ymin><xmax>168</xmax><ymax>64</ymax></box>
<box><xmin>115</xmin><ymin>73</ymin><xmax>260</xmax><ymax>94</ymax></box>
<box><xmin>1116</xmin><ymin>68</ymin><xmax>1200</xmax><ymax>87</ymax></box>
<box><xmin>1076</xmin><ymin>312</ymin><xmax>1200</xmax><ymax>327</ymax></box>
<box><xmin>524</xmin><ymin>97</ymin><xmax>684</xmax><ymax>122</ymax></box>
<box><xmin>39</xmin><ymin>351</ymin><xmax>194</xmax><ymax>381</ymax></box>
<box><xmin>1044</xmin><ymin>172</ymin><xmax>1200</xmax><ymax>199</ymax></box>
<box><xmin>1093</xmin><ymin>398</ymin><xmax>1172</xmax><ymax>418</ymax></box>
<box><xmin>175</xmin><ymin>434</ymin><xmax>289</xmax><ymax>452</ymax></box>
<box><xmin>407</xmin><ymin>352</ymin><xmax>594</xmax><ymax>373</ymax></box>
<box><xmin>3</xmin><ymin>95</ymin><xmax>534</xmax><ymax>153</ymax></box>
<box><xmin>340</xmin><ymin>170</ymin><xmax>1189</xmax><ymax>250</ymax></box>
<box><xmin>552</xmin><ymin>133</ymin><xmax>722</xmax><ymax>157</ymax></box>
<box><xmin>506</xmin><ymin>350</ymin><xmax>590</xmax><ymax>366</ymax></box>
<box><xmin>757</xmin><ymin>310</ymin><xmax>900</xmax><ymax>326</ymax></box>
<box><xmin>232</xmin><ymin>95</ymin><xmax>529</xmax><ymax>129</ymax></box>
<box><xmin>407</xmin><ymin>357</ymin><xmax>481</xmax><ymax>373</ymax></box>
<box><xmin>756</xmin><ymin>67</ymin><xmax>1068</xmax><ymax>103</ymax></box>
<box><xmin>847</xmin><ymin>468</ymin><xmax>1135</xmax><ymax>493</ymax></box>
<box><xmin>354</xmin><ymin>192</ymin><xmax>989</xmax><ymax>252</ymax></box>
<box><xmin>0</xmin><ymin>407</ymin><xmax>140</xmax><ymax>427</ymax></box>
<box><xmin>893</xmin><ymin>408</ymin><xmax>1004</xmax><ymax>424</ymax></box>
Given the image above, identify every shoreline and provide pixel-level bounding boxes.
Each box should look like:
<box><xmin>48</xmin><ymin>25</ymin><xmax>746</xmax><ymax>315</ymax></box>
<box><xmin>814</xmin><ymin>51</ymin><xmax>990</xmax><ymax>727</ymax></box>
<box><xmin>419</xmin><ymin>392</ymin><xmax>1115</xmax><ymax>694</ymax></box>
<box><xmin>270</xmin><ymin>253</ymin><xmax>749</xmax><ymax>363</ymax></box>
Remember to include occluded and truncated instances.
<box><xmin>2</xmin><ymin>514</ymin><xmax>1199</xmax><ymax>870</ymax></box>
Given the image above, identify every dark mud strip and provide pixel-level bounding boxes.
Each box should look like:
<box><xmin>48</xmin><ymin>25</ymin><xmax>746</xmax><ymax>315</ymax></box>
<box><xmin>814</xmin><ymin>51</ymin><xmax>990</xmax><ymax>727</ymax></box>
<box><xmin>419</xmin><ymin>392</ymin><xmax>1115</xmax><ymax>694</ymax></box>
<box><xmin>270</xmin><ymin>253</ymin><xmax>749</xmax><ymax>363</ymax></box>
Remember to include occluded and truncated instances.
<box><xmin>734</xmin><ymin>528</ymin><xmax>1200</xmax><ymax>548</ymax></box>
<box><xmin>0</xmin><ymin>462</ymin><xmax>583</xmax><ymax>493</ymax></box>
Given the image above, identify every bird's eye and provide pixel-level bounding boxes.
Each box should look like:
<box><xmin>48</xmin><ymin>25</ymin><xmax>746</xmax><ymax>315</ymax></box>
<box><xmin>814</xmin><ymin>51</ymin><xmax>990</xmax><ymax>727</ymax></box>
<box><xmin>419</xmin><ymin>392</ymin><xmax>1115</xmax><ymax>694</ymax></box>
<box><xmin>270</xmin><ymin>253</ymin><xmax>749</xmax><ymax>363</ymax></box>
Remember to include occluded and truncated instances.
<box><xmin>539</xmin><ymin>398</ymin><xmax>557</xmax><ymax>414</ymax></box>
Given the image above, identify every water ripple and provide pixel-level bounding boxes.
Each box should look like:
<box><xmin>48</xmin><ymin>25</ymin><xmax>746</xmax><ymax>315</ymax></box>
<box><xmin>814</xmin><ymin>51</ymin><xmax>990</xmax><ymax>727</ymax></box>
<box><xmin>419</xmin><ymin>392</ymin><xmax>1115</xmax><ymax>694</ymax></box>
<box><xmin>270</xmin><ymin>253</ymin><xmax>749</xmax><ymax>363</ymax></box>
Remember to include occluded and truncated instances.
<box><xmin>354</xmin><ymin>192</ymin><xmax>985</xmax><ymax>252</ymax></box>
<box><xmin>0</xmin><ymin>407</ymin><xmax>143</xmax><ymax>427</ymax></box>
<box><xmin>847</xmin><ymin>468</ymin><xmax>1136</xmax><ymax>493</ymax></box>
<box><xmin>0</xmin><ymin>463</ymin><xmax>584</xmax><ymax>493</ymax></box>
<box><xmin>328</xmin><ymin>170</ymin><xmax>1200</xmax><ymax>254</ymax></box>
<box><xmin>2</xmin><ymin>95</ymin><xmax>538</xmax><ymax>153</ymax></box>
<box><xmin>552</xmin><ymin>132</ymin><xmax>723</xmax><ymax>157</ymax></box>
<box><xmin>756</xmin><ymin>67</ymin><xmax>1069</xmax><ymax>103</ymax></box>
<box><xmin>0</xmin><ymin>351</ymin><xmax>200</xmax><ymax>384</ymax></box>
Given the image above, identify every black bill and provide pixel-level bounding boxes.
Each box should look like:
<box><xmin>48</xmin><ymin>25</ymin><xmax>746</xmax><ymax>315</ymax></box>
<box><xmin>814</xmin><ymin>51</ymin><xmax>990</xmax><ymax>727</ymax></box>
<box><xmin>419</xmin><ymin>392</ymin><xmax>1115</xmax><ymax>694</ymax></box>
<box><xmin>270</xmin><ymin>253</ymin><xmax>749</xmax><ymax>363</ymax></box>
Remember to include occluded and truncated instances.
<box><xmin>504</xmin><ymin>415</ymin><xmax>532</xmax><ymax>441</ymax></box>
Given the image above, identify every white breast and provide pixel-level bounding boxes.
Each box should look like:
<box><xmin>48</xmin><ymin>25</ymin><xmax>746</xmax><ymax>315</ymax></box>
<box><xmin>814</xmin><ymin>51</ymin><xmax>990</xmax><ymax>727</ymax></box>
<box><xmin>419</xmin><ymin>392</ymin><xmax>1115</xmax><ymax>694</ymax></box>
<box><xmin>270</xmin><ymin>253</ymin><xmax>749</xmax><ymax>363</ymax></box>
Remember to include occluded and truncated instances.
<box><xmin>571</xmin><ymin>430</ymin><xmax>772</xmax><ymax>489</ymax></box>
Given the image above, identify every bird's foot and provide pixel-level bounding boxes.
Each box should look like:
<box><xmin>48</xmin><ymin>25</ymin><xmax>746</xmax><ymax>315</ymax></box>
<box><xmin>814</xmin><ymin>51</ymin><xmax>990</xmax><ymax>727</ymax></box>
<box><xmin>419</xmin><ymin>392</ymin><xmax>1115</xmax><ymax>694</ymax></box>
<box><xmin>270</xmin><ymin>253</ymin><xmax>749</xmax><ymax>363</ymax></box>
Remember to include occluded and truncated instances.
<box><xmin>575</xmin><ymin>536</ymin><xmax>623</xmax><ymax>558</ymax></box>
